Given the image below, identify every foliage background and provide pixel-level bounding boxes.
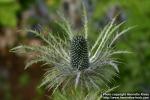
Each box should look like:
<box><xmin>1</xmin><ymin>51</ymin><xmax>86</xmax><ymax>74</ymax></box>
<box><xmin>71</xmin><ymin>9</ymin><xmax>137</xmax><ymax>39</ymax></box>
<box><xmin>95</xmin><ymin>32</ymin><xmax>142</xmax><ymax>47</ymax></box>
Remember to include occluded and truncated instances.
<box><xmin>0</xmin><ymin>0</ymin><xmax>150</xmax><ymax>99</ymax></box>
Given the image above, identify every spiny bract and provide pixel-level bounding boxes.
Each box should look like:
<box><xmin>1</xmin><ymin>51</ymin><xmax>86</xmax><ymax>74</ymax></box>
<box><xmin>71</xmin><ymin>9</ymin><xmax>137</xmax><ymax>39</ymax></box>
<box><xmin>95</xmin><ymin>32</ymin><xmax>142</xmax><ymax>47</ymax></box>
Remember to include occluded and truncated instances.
<box><xmin>10</xmin><ymin>6</ymin><xmax>133</xmax><ymax>93</ymax></box>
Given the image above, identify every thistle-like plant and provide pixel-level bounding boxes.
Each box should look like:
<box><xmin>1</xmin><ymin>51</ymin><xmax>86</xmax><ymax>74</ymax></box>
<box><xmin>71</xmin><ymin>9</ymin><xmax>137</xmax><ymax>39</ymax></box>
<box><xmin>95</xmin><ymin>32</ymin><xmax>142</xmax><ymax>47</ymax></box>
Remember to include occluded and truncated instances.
<box><xmin>10</xmin><ymin>5</ymin><xmax>133</xmax><ymax>94</ymax></box>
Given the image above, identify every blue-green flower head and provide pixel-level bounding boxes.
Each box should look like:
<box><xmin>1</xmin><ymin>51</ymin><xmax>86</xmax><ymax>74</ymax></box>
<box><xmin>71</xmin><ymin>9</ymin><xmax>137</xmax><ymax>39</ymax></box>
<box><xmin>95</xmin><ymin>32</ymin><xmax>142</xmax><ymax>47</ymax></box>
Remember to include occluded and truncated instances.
<box><xmin>71</xmin><ymin>35</ymin><xmax>89</xmax><ymax>70</ymax></box>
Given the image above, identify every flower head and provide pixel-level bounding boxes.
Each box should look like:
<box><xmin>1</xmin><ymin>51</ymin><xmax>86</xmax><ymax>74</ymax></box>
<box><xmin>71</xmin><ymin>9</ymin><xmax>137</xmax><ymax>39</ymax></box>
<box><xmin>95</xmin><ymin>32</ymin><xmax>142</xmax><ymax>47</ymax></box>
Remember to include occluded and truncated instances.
<box><xmin>71</xmin><ymin>35</ymin><xmax>89</xmax><ymax>70</ymax></box>
<box><xmin>10</xmin><ymin>7</ymin><xmax>133</xmax><ymax>93</ymax></box>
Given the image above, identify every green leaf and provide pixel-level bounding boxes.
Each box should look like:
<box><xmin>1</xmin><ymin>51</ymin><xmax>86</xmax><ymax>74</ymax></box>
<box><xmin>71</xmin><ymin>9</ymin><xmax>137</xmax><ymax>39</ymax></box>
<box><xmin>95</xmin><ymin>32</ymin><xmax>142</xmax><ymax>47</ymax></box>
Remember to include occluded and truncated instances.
<box><xmin>0</xmin><ymin>1</ymin><xmax>20</xmax><ymax>27</ymax></box>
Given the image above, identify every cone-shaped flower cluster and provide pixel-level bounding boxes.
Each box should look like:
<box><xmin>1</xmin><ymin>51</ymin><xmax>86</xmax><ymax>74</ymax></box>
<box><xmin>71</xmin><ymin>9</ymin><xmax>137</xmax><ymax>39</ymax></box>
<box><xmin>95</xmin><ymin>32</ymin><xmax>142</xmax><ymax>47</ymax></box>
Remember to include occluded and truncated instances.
<box><xmin>71</xmin><ymin>35</ymin><xmax>89</xmax><ymax>70</ymax></box>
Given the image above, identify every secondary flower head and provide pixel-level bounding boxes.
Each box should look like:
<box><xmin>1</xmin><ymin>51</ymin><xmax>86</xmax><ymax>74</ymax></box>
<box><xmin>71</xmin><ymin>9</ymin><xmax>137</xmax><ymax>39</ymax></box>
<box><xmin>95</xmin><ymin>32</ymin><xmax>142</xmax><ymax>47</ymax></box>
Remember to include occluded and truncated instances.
<box><xmin>11</xmin><ymin>6</ymin><xmax>133</xmax><ymax>93</ymax></box>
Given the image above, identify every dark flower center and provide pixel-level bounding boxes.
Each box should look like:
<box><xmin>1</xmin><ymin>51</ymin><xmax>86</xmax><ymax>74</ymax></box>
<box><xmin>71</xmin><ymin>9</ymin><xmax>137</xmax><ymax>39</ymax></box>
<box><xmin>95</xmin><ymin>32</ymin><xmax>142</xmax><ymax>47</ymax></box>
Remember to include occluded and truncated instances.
<box><xmin>70</xmin><ymin>35</ymin><xmax>89</xmax><ymax>70</ymax></box>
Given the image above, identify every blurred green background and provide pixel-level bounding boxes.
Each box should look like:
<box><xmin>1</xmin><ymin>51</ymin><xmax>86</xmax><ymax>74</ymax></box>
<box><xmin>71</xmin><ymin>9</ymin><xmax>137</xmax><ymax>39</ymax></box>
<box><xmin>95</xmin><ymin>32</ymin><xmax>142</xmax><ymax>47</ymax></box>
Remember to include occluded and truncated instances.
<box><xmin>0</xmin><ymin>0</ymin><xmax>150</xmax><ymax>100</ymax></box>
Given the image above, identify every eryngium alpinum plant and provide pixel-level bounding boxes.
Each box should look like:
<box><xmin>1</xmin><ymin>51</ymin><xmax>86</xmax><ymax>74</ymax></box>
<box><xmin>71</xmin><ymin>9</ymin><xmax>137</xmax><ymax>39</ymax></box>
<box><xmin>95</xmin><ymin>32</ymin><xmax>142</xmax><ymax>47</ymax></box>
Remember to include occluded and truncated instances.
<box><xmin>11</xmin><ymin>5</ymin><xmax>133</xmax><ymax>94</ymax></box>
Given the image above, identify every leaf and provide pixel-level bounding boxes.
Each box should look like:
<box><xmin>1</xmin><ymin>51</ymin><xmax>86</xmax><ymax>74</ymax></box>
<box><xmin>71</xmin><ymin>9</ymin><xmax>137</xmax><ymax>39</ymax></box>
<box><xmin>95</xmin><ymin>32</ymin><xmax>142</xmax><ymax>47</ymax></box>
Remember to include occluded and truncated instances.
<box><xmin>0</xmin><ymin>1</ymin><xmax>20</xmax><ymax>27</ymax></box>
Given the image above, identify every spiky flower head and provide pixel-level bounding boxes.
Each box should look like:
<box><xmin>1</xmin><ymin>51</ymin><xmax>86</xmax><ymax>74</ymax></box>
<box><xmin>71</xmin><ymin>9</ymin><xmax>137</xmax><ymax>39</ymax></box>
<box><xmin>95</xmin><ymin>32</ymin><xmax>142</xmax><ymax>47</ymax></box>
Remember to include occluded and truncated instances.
<box><xmin>10</xmin><ymin>5</ymin><xmax>133</xmax><ymax>93</ymax></box>
<box><xmin>71</xmin><ymin>35</ymin><xmax>89</xmax><ymax>70</ymax></box>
